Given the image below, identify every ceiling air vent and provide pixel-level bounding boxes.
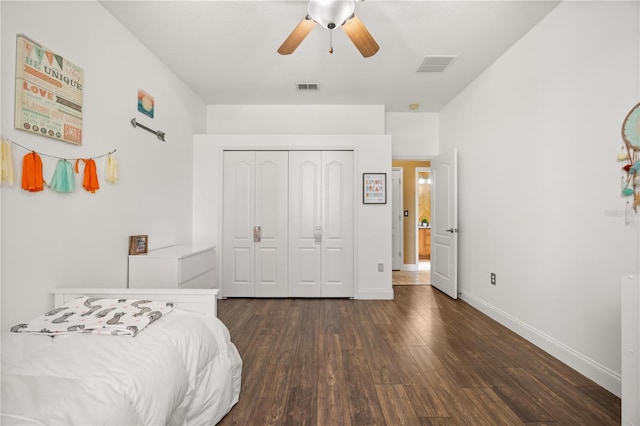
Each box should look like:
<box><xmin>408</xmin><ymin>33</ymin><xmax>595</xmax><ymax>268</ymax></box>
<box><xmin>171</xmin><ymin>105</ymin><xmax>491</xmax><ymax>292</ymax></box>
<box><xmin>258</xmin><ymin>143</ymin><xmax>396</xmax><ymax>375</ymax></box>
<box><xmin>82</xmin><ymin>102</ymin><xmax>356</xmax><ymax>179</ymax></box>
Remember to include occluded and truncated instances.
<box><xmin>417</xmin><ymin>56</ymin><xmax>458</xmax><ymax>73</ymax></box>
<box><xmin>296</xmin><ymin>83</ymin><xmax>319</xmax><ymax>91</ymax></box>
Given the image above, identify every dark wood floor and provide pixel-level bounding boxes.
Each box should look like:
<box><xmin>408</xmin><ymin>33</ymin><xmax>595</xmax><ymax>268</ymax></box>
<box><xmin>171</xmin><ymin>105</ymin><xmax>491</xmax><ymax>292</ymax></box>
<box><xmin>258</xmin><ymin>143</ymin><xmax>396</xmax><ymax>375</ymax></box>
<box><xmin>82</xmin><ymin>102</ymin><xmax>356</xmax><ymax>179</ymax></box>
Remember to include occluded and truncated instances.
<box><xmin>217</xmin><ymin>286</ymin><xmax>620</xmax><ymax>425</ymax></box>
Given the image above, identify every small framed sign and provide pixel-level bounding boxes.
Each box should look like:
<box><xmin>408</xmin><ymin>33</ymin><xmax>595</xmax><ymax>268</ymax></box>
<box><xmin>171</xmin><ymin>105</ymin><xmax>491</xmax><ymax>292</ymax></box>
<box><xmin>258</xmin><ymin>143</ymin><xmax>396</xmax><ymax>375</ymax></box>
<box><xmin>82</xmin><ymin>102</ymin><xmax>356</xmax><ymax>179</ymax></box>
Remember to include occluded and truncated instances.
<box><xmin>363</xmin><ymin>173</ymin><xmax>386</xmax><ymax>204</ymax></box>
<box><xmin>129</xmin><ymin>235</ymin><xmax>148</xmax><ymax>255</ymax></box>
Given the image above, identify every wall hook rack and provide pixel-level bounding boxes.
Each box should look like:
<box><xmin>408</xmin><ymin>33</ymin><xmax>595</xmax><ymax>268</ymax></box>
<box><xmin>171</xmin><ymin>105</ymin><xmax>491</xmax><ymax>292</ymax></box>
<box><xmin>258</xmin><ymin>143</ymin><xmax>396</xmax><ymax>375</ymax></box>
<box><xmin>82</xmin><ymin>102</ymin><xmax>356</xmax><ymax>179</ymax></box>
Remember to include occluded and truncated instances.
<box><xmin>130</xmin><ymin>118</ymin><xmax>165</xmax><ymax>142</ymax></box>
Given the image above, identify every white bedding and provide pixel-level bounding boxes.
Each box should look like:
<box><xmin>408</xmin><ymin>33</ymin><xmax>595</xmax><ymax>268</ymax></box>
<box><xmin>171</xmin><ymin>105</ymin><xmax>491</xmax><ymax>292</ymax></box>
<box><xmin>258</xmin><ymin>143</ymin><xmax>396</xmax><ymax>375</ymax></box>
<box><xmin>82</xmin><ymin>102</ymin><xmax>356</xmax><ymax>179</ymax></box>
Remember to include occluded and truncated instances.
<box><xmin>1</xmin><ymin>309</ymin><xmax>242</xmax><ymax>425</ymax></box>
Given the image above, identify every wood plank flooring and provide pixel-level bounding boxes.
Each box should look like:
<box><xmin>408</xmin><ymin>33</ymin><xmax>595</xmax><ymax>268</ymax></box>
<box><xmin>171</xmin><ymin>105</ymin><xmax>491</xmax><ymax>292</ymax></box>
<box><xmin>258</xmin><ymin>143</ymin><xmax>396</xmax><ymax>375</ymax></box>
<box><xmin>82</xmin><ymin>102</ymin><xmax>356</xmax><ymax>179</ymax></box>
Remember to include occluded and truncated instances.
<box><xmin>392</xmin><ymin>270</ymin><xmax>431</xmax><ymax>285</ymax></box>
<box><xmin>217</xmin><ymin>286</ymin><xmax>620</xmax><ymax>425</ymax></box>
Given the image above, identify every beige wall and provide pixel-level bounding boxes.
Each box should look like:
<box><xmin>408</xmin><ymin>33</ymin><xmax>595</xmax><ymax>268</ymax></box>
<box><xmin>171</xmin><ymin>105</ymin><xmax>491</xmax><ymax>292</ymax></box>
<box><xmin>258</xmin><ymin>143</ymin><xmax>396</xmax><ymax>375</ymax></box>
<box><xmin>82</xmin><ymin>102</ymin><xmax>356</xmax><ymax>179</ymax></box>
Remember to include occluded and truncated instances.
<box><xmin>392</xmin><ymin>160</ymin><xmax>430</xmax><ymax>265</ymax></box>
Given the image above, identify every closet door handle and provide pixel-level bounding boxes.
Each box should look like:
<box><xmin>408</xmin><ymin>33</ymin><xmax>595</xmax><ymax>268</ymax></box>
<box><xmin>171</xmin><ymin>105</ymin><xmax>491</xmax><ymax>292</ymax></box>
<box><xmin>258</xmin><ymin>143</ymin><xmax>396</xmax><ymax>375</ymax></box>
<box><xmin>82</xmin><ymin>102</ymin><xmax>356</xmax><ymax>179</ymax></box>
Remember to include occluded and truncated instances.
<box><xmin>314</xmin><ymin>226</ymin><xmax>322</xmax><ymax>243</ymax></box>
<box><xmin>254</xmin><ymin>226</ymin><xmax>262</xmax><ymax>242</ymax></box>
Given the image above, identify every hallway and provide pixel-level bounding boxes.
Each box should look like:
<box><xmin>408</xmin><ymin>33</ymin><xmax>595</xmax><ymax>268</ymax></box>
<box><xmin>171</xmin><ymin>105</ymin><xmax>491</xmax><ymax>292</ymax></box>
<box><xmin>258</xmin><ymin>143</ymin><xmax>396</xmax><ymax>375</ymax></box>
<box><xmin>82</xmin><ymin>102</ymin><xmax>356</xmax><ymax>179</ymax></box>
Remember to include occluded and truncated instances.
<box><xmin>392</xmin><ymin>261</ymin><xmax>431</xmax><ymax>285</ymax></box>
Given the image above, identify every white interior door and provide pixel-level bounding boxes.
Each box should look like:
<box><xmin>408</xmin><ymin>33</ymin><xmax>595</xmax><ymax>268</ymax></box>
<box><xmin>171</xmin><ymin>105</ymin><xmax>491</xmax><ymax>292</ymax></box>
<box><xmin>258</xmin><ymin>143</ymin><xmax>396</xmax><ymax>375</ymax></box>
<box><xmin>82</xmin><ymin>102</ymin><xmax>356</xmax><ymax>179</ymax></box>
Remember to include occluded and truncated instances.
<box><xmin>431</xmin><ymin>149</ymin><xmax>458</xmax><ymax>299</ymax></box>
<box><xmin>223</xmin><ymin>151</ymin><xmax>288</xmax><ymax>297</ymax></box>
<box><xmin>392</xmin><ymin>168</ymin><xmax>403</xmax><ymax>270</ymax></box>
<box><xmin>289</xmin><ymin>151</ymin><xmax>354</xmax><ymax>297</ymax></box>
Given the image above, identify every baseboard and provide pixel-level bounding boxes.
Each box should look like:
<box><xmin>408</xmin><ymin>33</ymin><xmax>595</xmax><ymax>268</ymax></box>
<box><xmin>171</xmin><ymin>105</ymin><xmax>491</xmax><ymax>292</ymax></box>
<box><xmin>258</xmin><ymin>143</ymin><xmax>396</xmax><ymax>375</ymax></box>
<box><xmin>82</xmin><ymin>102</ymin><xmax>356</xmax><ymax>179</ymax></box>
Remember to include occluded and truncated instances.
<box><xmin>460</xmin><ymin>292</ymin><xmax>621</xmax><ymax>397</ymax></box>
<box><xmin>355</xmin><ymin>288</ymin><xmax>394</xmax><ymax>300</ymax></box>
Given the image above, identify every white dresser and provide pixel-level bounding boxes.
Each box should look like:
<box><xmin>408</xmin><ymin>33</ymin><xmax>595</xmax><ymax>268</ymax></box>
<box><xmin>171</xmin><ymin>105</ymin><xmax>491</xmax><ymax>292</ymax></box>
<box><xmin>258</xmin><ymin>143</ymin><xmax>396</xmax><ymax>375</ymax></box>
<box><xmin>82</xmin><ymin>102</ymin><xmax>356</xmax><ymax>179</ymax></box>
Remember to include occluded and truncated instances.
<box><xmin>128</xmin><ymin>245</ymin><xmax>216</xmax><ymax>289</ymax></box>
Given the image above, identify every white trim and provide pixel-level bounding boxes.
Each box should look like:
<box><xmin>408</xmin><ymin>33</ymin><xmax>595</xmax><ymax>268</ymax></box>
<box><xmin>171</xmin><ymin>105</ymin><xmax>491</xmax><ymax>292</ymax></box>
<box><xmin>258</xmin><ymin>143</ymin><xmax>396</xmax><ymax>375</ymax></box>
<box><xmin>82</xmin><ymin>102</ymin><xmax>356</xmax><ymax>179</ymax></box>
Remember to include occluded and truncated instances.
<box><xmin>392</xmin><ymin>167</ymin><xmax>404</xmax><ymax>271</ymax></box>
<box><xmin>460</xmin><ymin>291</ymin><xmax>621</xmax><ymax>397</ymax></box>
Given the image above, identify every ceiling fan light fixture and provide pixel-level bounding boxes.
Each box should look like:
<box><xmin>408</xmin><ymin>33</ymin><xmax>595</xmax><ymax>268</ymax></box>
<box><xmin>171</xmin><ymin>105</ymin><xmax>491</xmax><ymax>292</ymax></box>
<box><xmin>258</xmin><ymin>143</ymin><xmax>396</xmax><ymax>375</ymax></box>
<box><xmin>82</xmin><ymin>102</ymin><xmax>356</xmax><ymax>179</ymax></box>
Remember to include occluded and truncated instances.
<box><xmin>307</xmin><ymin>0</ymin><xmax>355</xmax><ymax>29</ymax></box>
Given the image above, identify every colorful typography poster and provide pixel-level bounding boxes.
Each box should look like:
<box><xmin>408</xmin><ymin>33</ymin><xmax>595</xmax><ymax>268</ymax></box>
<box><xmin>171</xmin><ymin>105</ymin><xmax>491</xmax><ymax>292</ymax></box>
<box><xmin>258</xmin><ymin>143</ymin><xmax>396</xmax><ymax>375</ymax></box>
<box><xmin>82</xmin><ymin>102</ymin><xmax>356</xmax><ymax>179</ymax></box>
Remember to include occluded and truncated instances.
<box><xmin>14</xmin><ymin>35</ymin><xmax>84</xmax><ymax>145</ymax></box>
<box><xmin>363</xmin><ymin>173</ymin><xmax>386</xmax><ymax>204</ymax></box>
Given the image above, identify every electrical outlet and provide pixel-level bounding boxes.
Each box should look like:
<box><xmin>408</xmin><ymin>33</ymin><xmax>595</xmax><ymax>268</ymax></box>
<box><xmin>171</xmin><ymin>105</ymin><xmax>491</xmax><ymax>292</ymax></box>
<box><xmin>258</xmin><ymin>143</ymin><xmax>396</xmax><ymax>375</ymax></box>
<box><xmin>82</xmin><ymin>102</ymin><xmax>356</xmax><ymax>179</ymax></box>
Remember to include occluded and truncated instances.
<box><xmin>378</xmin><ymin>263</ymin><xmax>384</xmax><ymax>272</ymax></box>
<box><xmin>490</xmin><ymin>273</ymin><xmax>496</xmax><ymax>285</ymax></box>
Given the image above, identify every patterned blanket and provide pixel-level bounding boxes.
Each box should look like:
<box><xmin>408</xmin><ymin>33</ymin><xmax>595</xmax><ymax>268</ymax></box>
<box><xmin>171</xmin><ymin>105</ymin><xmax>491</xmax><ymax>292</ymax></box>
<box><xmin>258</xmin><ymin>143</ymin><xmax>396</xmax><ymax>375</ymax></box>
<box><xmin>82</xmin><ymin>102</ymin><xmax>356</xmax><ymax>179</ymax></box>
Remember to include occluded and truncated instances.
<box><xmin>10</xmin><ymin>296</ymin><xmax>174</xmax><ymax>337</ymax></box>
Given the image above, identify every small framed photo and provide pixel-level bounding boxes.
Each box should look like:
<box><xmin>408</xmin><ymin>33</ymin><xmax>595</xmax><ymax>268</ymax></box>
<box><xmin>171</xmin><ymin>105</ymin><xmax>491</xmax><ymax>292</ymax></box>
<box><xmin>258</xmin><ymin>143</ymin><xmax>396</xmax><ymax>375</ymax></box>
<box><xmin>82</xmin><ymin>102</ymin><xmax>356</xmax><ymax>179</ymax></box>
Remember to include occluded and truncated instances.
<box><xmin>129</xmin><ymin>235</ymin><xmax>148</xmax><ymax>255</ymax></box>
<box><xmin>363</xmin><ymin>173</ymin><xmax>386</xmax><ymax>204</ymax></box>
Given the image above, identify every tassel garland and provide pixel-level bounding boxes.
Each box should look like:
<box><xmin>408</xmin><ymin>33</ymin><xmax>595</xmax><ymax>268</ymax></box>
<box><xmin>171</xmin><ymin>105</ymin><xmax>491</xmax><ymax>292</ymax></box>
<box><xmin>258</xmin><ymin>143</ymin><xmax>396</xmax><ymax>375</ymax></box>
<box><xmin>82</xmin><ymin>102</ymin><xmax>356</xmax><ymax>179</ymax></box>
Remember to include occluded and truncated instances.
<box><xmin>1</xmin><ymin>137</ymin><xmax>116</xmax><ymax>195</ymax></box>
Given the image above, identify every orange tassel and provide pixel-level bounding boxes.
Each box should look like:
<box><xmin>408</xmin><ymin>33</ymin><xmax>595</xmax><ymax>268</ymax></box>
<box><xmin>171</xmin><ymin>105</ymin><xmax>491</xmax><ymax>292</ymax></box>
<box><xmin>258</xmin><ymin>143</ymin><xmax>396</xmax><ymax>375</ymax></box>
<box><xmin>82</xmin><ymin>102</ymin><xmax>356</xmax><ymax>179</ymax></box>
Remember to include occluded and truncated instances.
<box><xmin>75</xmin><ymin>158</ymin><xmax>100</xmax><ymax>193</ymax></box>
<box><xmin>22</xmin><ymin>152</ymin><xmax>44</xmax><ymax>192</ymax></box>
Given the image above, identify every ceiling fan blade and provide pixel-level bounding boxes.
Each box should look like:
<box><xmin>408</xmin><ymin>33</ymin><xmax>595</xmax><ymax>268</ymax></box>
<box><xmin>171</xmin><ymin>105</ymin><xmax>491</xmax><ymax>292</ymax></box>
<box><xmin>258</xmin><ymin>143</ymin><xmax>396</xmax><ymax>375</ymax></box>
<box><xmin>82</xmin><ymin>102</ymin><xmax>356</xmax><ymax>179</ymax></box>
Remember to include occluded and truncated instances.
<box><xmin>341</xmin><ymin>14</ymin><xmax>379</xmax><ymax>58</ymax></box>
<box><xmin>278</xmin><ymin>16</ymin><xmax>317</xmax><ymax>55</ymax></box>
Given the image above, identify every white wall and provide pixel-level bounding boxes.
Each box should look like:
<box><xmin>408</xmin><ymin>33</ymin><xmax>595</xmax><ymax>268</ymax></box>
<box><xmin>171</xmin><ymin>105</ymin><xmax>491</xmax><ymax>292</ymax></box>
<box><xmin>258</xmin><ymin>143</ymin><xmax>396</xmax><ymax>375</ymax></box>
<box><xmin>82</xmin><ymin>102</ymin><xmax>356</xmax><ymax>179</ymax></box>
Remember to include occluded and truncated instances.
<box><xmin>440</xmin><ymin>0</ymin><xmax>639</xmax><ymax>396</ymax></box>
<box><xmin>207</xmin><ymin>105</ymin><xmax>385</xmax><ymax>134</ymax></box>
<box><xmin>386</xmin><ymin>112</ymin><xmax>439</xmax><ymax>159</ymax></box>
<box><xmin>1</xmin><ymin>1</ymin><xmax>206</xmax><ymax>327</ymax></box>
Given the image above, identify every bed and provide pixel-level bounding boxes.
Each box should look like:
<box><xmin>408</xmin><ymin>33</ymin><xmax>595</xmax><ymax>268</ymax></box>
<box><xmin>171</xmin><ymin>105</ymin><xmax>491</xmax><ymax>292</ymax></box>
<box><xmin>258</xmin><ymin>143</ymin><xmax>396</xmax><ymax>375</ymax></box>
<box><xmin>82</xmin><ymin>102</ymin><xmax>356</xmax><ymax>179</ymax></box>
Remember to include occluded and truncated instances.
<box><xmin>1</xmin><ymin>288</ymin><xmax>242</xmax><ymax>426</ymax></box>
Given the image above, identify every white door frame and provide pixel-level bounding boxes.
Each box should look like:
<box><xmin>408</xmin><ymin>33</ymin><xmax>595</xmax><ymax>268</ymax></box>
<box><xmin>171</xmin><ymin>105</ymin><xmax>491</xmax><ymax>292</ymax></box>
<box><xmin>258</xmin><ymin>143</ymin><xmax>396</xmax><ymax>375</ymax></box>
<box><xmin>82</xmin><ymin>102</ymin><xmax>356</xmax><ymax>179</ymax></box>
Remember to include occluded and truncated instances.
<box><xmin>391</xmin><ymin>168</ymin><xmax>403</xmax><ymax>270</ymax></box>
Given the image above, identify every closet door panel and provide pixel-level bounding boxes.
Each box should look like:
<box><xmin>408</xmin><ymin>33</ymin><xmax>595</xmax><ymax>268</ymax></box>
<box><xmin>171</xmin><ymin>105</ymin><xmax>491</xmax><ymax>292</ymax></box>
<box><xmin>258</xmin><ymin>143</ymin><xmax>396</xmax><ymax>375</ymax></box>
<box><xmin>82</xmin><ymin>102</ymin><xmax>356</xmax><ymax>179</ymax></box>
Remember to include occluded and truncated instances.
<box><xmin>289</xmin><ymin>151</ymin><xmax>322</xmax><ymax>297</ymax></box>
<box><xmin>255</xmin><ymin>151</ymin><xmax>288</xmax><ymax>297</ymax></box>
<box><xmin>321</xmin><ymin>151</ymin><xmax>354</xmax><ymax>297</ymax></box>
<box><xmin>223</xmin><ymin>151</ymin><xmax>255</xmax><ymax>297</ymax></box>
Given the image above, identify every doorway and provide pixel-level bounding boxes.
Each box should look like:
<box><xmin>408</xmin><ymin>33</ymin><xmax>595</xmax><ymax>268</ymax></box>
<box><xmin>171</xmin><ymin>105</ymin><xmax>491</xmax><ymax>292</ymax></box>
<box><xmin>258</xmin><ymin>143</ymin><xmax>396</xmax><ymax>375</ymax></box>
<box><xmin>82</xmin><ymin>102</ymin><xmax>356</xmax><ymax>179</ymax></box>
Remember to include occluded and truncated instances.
<box><xmin>390</xmin><ymin>160</ymin><xmax>431</xmax><ymax>285</ymax></box>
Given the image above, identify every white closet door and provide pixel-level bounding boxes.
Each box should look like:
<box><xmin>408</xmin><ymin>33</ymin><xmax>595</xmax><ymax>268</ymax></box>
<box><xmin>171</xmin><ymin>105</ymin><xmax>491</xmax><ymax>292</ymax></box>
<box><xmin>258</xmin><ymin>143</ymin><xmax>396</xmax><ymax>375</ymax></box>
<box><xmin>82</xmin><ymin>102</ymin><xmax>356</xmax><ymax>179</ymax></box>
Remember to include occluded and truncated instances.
<box><xmin>223</xmin><ymin>151</ymin><xmax>255</xmax><ymax>297</ymax></box>
<box><xmin>223</xmin><ymin>151</ymin><xmax>289</xmax><ymax>297</ymax></box>
<box><xmin>254</xmin><ymin>151</ymin><xmax>288</xmax><ymax>297</ymax></box>
<box><xmin>321</xmin><ymin>151</ymin><xmax>354</xmax><ymax>297</ymax></box>
<box><xmin>289</xmin><ymin>151</ymin><xmax>354</xmax><ymax>297</ymax></box>
<box><xmin>289</xmin><ymin>151</ymin><xmax>323</xmax><ymax>297</ymax></box>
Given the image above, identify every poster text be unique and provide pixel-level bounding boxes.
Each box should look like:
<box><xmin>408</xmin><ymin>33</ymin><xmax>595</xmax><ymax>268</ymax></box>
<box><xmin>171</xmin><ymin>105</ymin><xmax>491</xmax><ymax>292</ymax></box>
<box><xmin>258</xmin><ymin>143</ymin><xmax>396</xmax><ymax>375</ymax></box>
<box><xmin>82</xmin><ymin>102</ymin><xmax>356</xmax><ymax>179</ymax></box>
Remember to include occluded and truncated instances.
<box><xmin>15</xmin><ymin>35</ymin><xmax>84</xmax><ymax>145</ymax></box>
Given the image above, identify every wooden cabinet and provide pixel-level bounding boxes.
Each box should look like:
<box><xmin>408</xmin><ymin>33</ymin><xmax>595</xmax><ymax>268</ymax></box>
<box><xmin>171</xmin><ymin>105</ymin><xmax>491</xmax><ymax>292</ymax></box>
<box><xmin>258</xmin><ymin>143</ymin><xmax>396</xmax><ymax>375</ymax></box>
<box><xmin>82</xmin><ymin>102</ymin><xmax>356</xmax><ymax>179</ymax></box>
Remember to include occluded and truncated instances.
<box><xmin>129</xmin><ymin>245</ymin><xmax>216</xmax><ymax>289</ymax></box>
<box><xmin>419</xmin><ymin>228</ymin><xmax>431</xmax><ymax>259</ymax></box>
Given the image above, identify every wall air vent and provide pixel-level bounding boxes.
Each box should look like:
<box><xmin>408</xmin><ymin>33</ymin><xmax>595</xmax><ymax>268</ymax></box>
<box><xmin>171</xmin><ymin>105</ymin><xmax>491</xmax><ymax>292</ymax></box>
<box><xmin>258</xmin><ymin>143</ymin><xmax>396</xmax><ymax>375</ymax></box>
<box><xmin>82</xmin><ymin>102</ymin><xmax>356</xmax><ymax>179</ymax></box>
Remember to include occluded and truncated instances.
<box><xmin>417</xmin><ymin>56</ymin><xmax>458</xmax><ymax>73</ymax></box>
<box><xmin>296</xmin><ymin>83</ymin><xmax>319</xmax><ymax>91</ymax></box>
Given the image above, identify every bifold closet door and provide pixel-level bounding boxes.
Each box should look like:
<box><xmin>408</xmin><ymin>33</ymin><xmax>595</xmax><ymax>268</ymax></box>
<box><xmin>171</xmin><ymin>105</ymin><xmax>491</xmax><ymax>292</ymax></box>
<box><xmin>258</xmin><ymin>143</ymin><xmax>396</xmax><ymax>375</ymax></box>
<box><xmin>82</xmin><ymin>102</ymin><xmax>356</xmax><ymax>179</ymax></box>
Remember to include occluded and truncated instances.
<box><xmin>289</xmin><ymin>151</ymin><xmax>354</xmax><ymax>297</ymax></box>
<box><xmin>222</xmin><ymin>151</ymin><xmax>288</xmax><ymax>297</ymax></box>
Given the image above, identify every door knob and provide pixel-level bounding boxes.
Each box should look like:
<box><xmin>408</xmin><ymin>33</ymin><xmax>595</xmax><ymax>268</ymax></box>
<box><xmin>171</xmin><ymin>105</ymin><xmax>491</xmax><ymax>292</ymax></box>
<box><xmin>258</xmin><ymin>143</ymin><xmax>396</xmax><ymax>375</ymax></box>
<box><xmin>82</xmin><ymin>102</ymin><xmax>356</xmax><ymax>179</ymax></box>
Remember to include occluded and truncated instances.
<box><xmin>253</xmin><ymin>226</ymin><xmax>262</xmax><ymax>242</ymax></box>
<box><xmin>314</xmin><ymin>226</ymin><xmax>322</xmax><ymax>243</ymax></box>
<box><xmin>445</xmin><ymin>228</ymin><xmax>457</xmax><ymax>233</ymax></box>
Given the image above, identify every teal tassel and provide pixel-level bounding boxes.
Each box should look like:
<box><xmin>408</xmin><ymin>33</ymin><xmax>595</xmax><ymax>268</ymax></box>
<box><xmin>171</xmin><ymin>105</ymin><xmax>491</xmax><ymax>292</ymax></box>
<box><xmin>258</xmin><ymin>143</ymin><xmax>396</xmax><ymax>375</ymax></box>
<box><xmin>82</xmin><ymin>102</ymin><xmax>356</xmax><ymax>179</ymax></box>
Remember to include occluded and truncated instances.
<box><xmin>49</xmin><ymin>160</ymin><xmax>75</xmax><ymax>193</ymax></box>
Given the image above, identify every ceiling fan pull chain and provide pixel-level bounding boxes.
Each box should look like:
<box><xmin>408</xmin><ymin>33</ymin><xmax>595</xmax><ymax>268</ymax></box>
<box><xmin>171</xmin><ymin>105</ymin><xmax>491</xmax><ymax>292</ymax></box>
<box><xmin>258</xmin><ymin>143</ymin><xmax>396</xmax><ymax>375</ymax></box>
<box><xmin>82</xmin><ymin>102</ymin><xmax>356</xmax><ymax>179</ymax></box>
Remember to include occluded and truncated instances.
<box><xmin>329</xmin><ymin>29</ymin><xmax>334</xmax><ymax>54</ymax></box>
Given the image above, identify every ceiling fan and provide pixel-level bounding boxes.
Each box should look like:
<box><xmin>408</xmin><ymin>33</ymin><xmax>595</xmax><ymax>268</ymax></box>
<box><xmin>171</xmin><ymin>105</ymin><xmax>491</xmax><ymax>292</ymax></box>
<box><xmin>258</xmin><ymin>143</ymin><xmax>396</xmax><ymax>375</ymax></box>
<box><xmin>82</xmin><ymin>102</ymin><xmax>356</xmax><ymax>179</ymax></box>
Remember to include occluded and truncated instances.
<box><xmin>277</xmin><ymin>0</ymin><xmax>379</xmax><ymax>58</ymax></box>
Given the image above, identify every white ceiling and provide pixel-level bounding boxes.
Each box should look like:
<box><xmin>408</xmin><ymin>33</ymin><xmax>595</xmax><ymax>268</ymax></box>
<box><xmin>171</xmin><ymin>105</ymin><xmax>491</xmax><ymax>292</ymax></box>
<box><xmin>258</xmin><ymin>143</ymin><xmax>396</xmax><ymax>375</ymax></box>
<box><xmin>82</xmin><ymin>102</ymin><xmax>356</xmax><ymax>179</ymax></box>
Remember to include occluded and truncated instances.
<box><xmin>99</xmin><ymin>0</ymin><xmax>561</xmax><ymax>112</ymax></box>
